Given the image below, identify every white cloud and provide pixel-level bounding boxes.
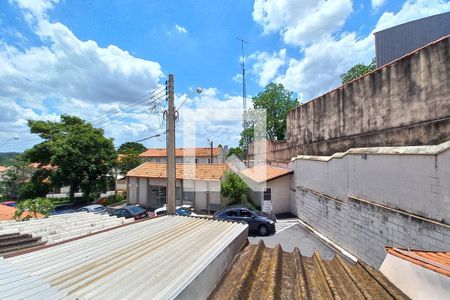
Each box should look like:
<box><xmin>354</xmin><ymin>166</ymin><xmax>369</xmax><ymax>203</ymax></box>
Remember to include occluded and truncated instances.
<box><xmin>371</xmin><ymin>0</ymin><xmax>386</xmax><ymax>9</ymax></box>
<box><xmin>251</xmin><ymin>0</ymin><xmax>450</xmax><ymax>101</ymax></box>
<box><xmin>253</xmin><ymin>0</ymin><xmax>353</xmax><ymax>47</ymax></box>
<box><xmin>248</xmin><ymin>49</ymin><xmax>286</xmax><ymax>87</ymax></box>
<box><xmin>175</xmin><ymin>24</ymin><xmax>188</xmax><ymax>34</ymax></box>
<box><xmin>175</xmin><ymin>89</ymin><xmax>245</xmax><ymax>148</ymax></box>
<box><xmin>0</xmin><ymin>0</ymin><xmax>165</xmax><ymax>151</ymax></box>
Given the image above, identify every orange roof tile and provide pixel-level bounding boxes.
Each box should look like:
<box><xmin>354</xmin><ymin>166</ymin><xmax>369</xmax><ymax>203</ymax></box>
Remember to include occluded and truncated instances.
<box><xmin>126</xmin><ymin>162</ymin><xmax>228</xmax><ymax>181</ymax></box>
<box><xmin>139</xmin><ymin>147</ymin><xmax>220</xmax><ymax>158</ymax></box>
<box><xmin>0</xmin><ymin>205</ymin><xmax>44</xmax><ymax>221</ymax></box>
<box><xmin>240</xmin><ymin>165</ymin><xmax>293</xmax><ymax>183</ymax></box>
<box><xmin>0</xmin><ymin>166</ymin><xmax>8</xmax><ymax>172</ymax></box>
<box><xmin>387</xmin><ymin>247</ymin><xmax>450</xmax><ymax>277</ymax></box>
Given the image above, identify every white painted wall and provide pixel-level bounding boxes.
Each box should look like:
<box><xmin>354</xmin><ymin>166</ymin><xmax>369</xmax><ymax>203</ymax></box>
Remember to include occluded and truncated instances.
<box><xmin>248</xmin><ymin>175</ymin><xmax>292</xmax><ymax>214</ymax></box>
<box><xmin>380</xmin><ymin>253</ymin><xmax>450</xmax><ymax>300</ymax></box>
<box><xmin>294</xmin><ymin>148</ymin><xmax>450</xmax><ymax>223</ymax></box>
<box><xmin>268</xmin><ymin>175</ymin><xmax>292</xmax><ymax>214</ymax></box>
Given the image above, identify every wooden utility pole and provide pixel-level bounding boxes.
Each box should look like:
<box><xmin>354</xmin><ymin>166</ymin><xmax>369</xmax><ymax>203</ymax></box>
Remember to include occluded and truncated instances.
<box><xmin>166</xmin><ymin>74</ymin><xmax>176</xmax><ymax>214</ymax></box>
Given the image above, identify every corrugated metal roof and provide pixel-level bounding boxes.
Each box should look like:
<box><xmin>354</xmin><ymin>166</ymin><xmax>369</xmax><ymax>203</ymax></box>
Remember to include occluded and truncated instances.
<box><xmin>387</xmin><ymin>247</ymin><xmax>450</xmax><ymax>277</ymax></box>
<box><xmin>240</xmin><ymin>165</ymin><xmax>293</xmax><ymax>183</ymax></box>
<box><xmin>140</xmin><ymin>147</ymin><xmax>220</xmax><ymax>157</ymax></box>
<box><xmin>0</xmin><ymin>216</ymin><xmax>248</xmax><ymax>299</ymax></box>
<box><xmin>126</xmin><ymin>162</ymin><xmax>228</xmax><ymax>181</ymax></box>
<box><xmin>210</xmin><ymin>241</ymin><xmax>408</xmax><ymax>299</ymax></box>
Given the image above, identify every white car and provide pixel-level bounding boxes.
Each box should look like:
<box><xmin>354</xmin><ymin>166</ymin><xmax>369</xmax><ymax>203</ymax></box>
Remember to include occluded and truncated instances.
<box><xmin>154</xmin><ymin>204</ymin><xmax>199</xmax><ymax>217</ymax></box>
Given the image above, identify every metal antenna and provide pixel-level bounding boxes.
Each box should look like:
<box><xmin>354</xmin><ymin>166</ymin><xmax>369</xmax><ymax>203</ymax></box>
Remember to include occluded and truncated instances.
<box><xmin>236</xmin><ymin>37</ymin><xmax>248</xmax><ymax>121</ymax></box>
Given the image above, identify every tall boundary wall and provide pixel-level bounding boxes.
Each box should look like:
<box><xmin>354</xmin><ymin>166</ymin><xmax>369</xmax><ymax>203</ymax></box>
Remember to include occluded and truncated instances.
<box><xmin>253</xmin><ymin>35</ymin><xmax>450</xmax><ymax>162</ymax></box>
<box><xmin>292</xmin><ymin>141</ymin><xmax>450</xmax><ymax>268</ymax></box>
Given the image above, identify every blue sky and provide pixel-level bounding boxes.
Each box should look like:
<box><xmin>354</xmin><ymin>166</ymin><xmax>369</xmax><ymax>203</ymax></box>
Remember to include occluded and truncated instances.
<box><xmin>0</xmin><ymin>0</ymin><xmax>449</xmax><ymax>152</ymax></box>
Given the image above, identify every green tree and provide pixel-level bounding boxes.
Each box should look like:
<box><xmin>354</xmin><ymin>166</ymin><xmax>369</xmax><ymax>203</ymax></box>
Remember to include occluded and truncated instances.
<box><xmin>13</xmin><ymin>197</ymin><xmax>54</xmax><ymax>220</ymax></box>
<box><xmin>117</xmin><ymin>142</ymin><xmax>146</xmax><ymax>154</ymax></box>
<box><xmin>340</xmin><ymin>58</ymin><xmax>376</xmax><ymax>84</ymax></box>
<box><xmin>117</xmin><ymin>153</ymin><xmax>143</xmax><ymax>175</ymax></box>
<box><xmin>240</xmin><ymin>83</ymin><xmax>298</xmax><ymax>148</ymax></box>
<box><xmin>0</xmin><ymin>155</ymin><xmax>48</xmax><ymax>200</ymax></box>
<box><xmin>226</xmin><ymin>147</ymin><xmax>244</xmax><ymax>160</ymax></box>
<box><xmin>220</xmin><ymin>171</ymin><xmax>250</xmax><ymax>204</ymax></box>
<box><xmin>25</xmin><ymin>115</ymin><xmax>117</xmax><ymax>203</ymax></box>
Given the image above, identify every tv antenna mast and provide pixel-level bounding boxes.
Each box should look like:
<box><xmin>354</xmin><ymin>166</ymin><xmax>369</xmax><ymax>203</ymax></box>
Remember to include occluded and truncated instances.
<box><xmin>237</xmin><ymin>37</ymin><xmax>248</xmax><ymax>124</ymax></box>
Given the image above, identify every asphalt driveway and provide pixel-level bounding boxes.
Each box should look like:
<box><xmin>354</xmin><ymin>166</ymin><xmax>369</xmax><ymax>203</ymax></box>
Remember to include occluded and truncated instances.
<box><xmin>248</xmin><ymin>222</ymin><xmax>336</xmax><ymax>259</ymax></box>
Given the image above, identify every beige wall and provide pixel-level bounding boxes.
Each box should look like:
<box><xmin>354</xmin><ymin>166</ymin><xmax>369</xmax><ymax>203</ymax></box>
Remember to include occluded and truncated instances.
<box><xmin>248</xmin><ymin>175</ymin><xmax>292</xmax><ymax>214</ymax></box>
<box><xmin>127</xmin><ymin>176</ymin><xmax>221</xmax><ymax>211</ymax></box>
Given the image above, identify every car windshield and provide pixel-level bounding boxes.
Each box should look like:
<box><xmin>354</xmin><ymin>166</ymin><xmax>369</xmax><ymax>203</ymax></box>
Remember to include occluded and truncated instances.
<box><xmin>176</xmin><ymin>208</ymin><xmax>191</xmax><ymax>216</ymax></box>
<box><xmin>129</xmin><ymin>206</ymin><xmax>145</xmax><ymax>214</ymax></box>
<box><xmin>93</xmin><ymin>206</ymin><xmax>105</xmax><ymax>212</ymax></box>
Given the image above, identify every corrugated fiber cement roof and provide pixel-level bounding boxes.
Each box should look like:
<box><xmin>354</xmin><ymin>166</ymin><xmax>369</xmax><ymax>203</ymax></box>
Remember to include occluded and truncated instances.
<box><xmin>0</xmin><ymin>216</ymin><xmax>247</xmax><ymax>299</ymax></box>
<box><xmin>209</xmin><ymin>241</ymin><xmax>409</xmax><ymax>300</ymax></box>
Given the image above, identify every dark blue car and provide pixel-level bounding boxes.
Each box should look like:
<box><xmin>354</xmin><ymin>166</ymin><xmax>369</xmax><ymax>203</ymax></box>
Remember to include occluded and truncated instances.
<box><xmin>213</xmin><ymin>206</ymin><xmax>276</xmax><ymax>236</ymax></box>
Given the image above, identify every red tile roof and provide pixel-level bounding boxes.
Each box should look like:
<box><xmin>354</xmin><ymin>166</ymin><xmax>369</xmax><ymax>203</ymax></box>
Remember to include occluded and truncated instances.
<box><xmin>387</xmin><ymin>247</ymin><xmax>450</xmax><ymax>277</ymax></box>
<box><xmin>0</xmin><ymin>166</ymin><xmax>8</xmax><ymax>172</ymax></box>
<box><xmin>139</xmin><ymin>147</ymin><xmax>220</xmax><ymax>158</ymax></box>
<box><xmin>0</xmin><ymin>205</ymin><xmax>44</xmax><ymax>221</ymax></box>
<box><xmin>240</xmin><ymin>165</ymin><xmax>293</xmax><ymax>183</ymax></box>
<box><xmin>126</xmin><ymin>162</ymin><xmax>228</xmax><ymax>181</ymax></box>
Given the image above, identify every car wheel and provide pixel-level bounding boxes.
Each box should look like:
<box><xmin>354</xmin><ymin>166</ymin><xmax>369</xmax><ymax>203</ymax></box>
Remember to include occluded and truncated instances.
<box><xmin>259</xmin><ymin>224</ymin><xmax>269</xmax><ymax>236</ymax></box>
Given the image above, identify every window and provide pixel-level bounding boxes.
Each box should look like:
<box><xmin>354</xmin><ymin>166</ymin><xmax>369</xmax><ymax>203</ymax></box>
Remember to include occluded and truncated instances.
<box><xmin>129</xmin><ymin>206</ymin><xmax>145</xmax><ymax>214</ymax></box>
<box><xmin>208</xmin><ymin>158</ymin><xmax>211</xmax><ymax>163</ymax></box>
<box><xmin>225</xmin><ymin>210</ymin><xmax>238</xmax><ymax>217</ymax></box>
<box><xmin>240</xmin><ymin>209</ymin><xmax>253</xmax><ymax>218</ymax></box>
<box><xmin>264</xmin><ymin>188</ymin><xmax>272</xmax><ymax>201</ymax></box>
<box><xmin>195</xmin><ymin>158</ymin><xmax>198</xmax><ymax>163</ymax></box>
<box><xmin>93</xmin><ymin>207</ymin><xmax>105</xmax><ymax>212</ymax></box>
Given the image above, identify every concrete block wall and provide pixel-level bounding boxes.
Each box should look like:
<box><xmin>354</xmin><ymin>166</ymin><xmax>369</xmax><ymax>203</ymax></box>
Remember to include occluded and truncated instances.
<box><xmin>296</xmin><ymin>188</ymin><xmax>450</xmax><ymax>268</ymax></box>
<box><xmin>292</xmin><ymin>142</ymin><xmax>450</xmax><ymax>268</ymax></box>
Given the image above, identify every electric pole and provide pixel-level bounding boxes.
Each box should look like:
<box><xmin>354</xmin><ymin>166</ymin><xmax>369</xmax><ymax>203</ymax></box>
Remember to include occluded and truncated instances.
<box><xmin>166</xmin><ymin>74</ymin><xmax>176</xmax><ymax>214</ymax></box>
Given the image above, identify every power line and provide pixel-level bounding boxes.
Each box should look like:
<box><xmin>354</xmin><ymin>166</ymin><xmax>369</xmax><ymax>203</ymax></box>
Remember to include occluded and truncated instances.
<box><xmin>6</xmin><ymin>87</ymin><xmax>166</xmax><ymax>148</ymax></box>
<box><xmin>134</xmin><ymin>131</ymin><xmax>167</xmax><ymax>143</ymax></box>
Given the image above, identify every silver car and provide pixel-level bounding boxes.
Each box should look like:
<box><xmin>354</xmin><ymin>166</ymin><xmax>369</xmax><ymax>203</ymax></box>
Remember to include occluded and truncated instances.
<box><xmin>77</xmin><ymin>204</ymin><xmax>107</xmax><ymax>214</ymax></box>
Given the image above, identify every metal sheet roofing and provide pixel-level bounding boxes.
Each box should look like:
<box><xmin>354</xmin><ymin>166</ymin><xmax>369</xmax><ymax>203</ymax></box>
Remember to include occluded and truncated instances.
<box><xmin>126</xmin><ymin>162</ymin><xmax>228</xmax><ymax>181</ymax></box>
<box><xmin>240</xmin><ymin>165</ymin><xmax>293</xmax><ymax>183</ymax></box>
<box><xmin>210</xmin><ymin>241</ymin><xmax>408</xmax><ymax>300</ymax></box>
<box><xmin>387</xmin><ymin>247</ymin><xmax>450</xmax><ymax>277</ymax></box>
<box><xmin>0</xmin><ymin>216</ymin><xmax>247</xmax><ymax>299</ymax></box>
<box><xmin>139</xmin><ymin>147</ymin><xmax>220</xmax><ymax>157</ymax></box>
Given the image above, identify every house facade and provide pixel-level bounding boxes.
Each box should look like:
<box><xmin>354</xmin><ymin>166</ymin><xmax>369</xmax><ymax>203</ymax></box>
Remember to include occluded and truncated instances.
<box><xmin>126</xmin><ymin>162</ymin><xmax>228</xmax><ymax>212</ymax></box>
<box><xmin>239</xmin><ymin>165</ymin><xmax>293</xmax><ymax>215</ymax></box>
<box><xmin>139</xmin><ymin>147</ymin><xmax>225</xmax><ymax>164</ymax></box>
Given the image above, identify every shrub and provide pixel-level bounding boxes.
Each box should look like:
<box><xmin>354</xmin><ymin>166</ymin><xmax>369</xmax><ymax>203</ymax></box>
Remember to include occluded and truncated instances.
<box><xmin>14</xmin><ymin>197</ymin><xmax>54</xmax><ymax>220</ymax></box>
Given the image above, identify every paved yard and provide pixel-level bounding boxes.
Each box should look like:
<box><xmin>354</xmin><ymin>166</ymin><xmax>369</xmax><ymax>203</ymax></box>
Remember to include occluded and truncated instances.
<box><xmin>248</xmin><ymin>222</ymin><xmax>336</xmax><ymax>259</ymax></box>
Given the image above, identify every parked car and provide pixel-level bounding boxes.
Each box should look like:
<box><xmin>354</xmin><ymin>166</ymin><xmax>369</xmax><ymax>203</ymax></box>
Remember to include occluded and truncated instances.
<box><xmin>49</xmin><ymin>204</ymin><xmax>77</xmax><ymax>215</ymax></box>
<box><xmin>0</xmin><ymin>201</ymin><xmax>16</xmax><ymax>207</ymax></box>
<box><xmin>76</xmin><ymin>204</ymin><xmax>107</xmax><ymax>214</ymax></box>
<box><xmin>213</xmin><ymin>206</ymin><xmax>276</xmax><ymax>236</ymax></box>
<box><xmin>154</xmin><ymin>204</ymin><xmax>199</xmax><ymax>217</ymax></box>
<box><xmin>111</xmin><ymin>205</ymin><xmax>152</xmax><ymax>220</ymax></box>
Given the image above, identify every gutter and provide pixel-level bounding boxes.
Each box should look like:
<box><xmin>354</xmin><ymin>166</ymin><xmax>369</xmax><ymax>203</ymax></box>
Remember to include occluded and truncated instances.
<box><xmin>296</xmin><ymin>218</ymin><xmax>358</xmax><ymax>263</ymax></box>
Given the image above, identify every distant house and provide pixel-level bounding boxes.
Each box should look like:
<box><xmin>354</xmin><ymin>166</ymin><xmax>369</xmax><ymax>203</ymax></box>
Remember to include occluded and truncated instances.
<box><xmin>139</xmin><ymin>147</ymin><xmax>225</xmax><ymax>164</ymax></box>
<box><xmin>240</xmin><ymin>165</ymin><xmax>293</xmax><ymax>215</ymax></box>
<box><xmin>126</xmin><ymin>162</ymin><xmax>228</xmax><ymax>212</ymax></box>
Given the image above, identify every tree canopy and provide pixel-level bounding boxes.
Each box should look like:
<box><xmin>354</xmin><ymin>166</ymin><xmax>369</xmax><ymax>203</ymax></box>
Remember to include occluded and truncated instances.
<box><xmin>220</xmin><ymin>171</ymin><xmax>250</xmax><ymax>204</ymax></box>
<box><xmin>340</xmin><ymin>58</ymin><xmax>376</xmax><ymax>84</ymax></box>
<box><xmin>240</xmin><ymin>83</ymin><xmax>298</xmax><ymax>149</ymax></box>
<box><xmin>117</xmin><ymin>142</ymin><xmax>146</xmax><ymax>154</ymax></box>
<box><xmin>25</xmin><ymin>115</ymin><xmax>117</xmax><ymax>202</ymax></box>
